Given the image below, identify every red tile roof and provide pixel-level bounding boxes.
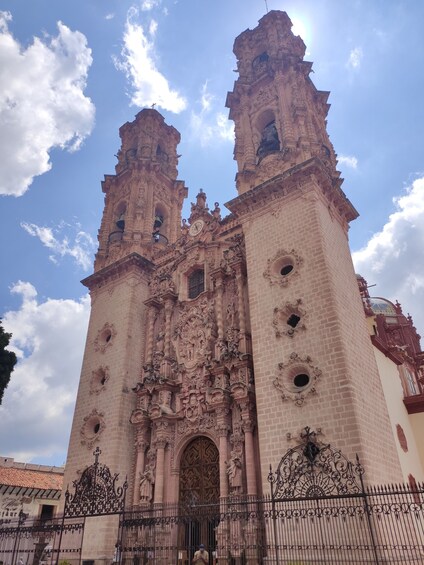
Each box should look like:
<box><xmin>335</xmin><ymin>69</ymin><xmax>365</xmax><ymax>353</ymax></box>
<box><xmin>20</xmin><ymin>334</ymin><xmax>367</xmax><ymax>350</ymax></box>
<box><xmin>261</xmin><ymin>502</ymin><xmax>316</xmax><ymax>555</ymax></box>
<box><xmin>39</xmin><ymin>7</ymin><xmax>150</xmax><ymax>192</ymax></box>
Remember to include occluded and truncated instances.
<box><xmin>0</xmin><ymin>467</ymin><xmax>63</xmax><ymax>491</ymax></box>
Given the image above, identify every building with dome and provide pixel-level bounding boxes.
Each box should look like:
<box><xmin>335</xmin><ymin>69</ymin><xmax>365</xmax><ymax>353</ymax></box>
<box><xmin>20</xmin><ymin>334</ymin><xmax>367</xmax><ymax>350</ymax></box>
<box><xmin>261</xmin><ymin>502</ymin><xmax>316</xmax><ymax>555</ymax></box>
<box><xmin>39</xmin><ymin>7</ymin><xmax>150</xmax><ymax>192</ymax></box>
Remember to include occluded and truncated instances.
<box><xmin>55</xmin><ymin>9</ymin><xmax>424</xmax><ymax>563</ymax></box>
<box><xmin>357</xmin><ymin>275</ymin><xmax>424</xmax><ymax>482</ymax></box>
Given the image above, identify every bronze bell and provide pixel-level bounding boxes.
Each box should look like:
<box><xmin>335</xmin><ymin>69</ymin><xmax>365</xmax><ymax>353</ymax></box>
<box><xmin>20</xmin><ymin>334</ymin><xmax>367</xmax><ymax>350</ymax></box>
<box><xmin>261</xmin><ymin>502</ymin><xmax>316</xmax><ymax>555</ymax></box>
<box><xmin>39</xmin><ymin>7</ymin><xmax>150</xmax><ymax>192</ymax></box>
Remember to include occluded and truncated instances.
<box><xmin>154</xmin><ymin>215</ymin><xmax>163</xmax><ymax>229</ymax></box>
<box><xmin>116</xmin><ymin>213</ymin><xmax>125</xmax><ymax>230</ymax></box>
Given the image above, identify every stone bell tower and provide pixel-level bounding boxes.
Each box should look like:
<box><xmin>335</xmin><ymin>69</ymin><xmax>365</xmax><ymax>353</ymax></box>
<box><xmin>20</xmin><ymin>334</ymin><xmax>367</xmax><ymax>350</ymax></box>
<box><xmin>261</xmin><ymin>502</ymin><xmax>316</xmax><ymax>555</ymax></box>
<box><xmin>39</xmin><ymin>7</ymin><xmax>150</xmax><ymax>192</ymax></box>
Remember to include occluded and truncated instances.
<box><xmin>96</xmin><ymin>108</ymin><xmax>187</xmax><ymax>271</ymax></box>
<box><xmin>62</xmin><ymin>109</ymin><xmax>187</xmax><ymax>558</ymax></box>
<box><xmin>225</xmin><ymin>11</ymin><xmax>402</xmax><ymax>486</ymax></box>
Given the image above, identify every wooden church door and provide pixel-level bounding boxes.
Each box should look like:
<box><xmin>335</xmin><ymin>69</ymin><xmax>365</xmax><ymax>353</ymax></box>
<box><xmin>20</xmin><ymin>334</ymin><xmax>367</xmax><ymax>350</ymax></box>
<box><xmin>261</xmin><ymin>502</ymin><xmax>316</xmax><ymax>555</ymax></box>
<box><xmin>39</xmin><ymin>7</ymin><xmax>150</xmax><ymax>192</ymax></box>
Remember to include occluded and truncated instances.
<box><xmin>179</xmin><ymin>437</ymin><xmax>220</xmax><ymax>560</ymax></box>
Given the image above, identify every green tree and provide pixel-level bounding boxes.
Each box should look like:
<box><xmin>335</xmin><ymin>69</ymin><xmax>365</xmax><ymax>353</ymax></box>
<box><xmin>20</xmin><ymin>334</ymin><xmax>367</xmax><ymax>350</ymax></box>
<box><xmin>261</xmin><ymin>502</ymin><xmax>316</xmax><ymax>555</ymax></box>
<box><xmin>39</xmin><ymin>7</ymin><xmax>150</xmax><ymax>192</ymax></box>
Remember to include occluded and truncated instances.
<box><xmin>0</xmin><ymin>320</ymin><xmax>17</xmax><ymax>404</ymax></box>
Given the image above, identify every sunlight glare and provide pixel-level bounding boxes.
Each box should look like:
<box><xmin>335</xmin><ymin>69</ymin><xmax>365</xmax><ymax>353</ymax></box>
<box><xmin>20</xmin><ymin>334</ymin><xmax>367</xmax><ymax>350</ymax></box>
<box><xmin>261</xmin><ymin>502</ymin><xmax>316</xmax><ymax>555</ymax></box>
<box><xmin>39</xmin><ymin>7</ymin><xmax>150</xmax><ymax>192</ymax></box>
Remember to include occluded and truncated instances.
<box><xmin>291</xmin><ymin>17</ymin><xmax>308</xmax><ymax>43</ymax></box>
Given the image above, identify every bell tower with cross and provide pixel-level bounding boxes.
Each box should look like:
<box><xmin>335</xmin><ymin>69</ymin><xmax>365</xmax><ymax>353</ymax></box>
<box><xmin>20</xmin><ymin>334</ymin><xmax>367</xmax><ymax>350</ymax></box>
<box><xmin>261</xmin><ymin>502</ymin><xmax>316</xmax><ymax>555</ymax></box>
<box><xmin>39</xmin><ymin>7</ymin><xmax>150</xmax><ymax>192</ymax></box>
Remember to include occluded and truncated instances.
<box><xmin>225</xmin><ymin>11</ymin><xmax>402</xmax><ymax>486</ymax></box>
<box><xmin>62</xmin><ymin>108</ymin><xmax>187</xmax><ymax>557</ymax></box>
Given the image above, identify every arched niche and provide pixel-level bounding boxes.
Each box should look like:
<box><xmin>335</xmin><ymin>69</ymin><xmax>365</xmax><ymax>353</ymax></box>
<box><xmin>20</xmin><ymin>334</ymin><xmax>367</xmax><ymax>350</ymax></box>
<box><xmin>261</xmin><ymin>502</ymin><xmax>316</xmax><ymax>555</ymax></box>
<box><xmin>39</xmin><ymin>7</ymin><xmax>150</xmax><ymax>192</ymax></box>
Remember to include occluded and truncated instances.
<box><xmin>255</xmin><ymin>109</ymin><xmax>281</xmax><ymax>160</ymax></box>
<box><xmin>153</xmin><ymin>203</ymin><xmax>169</xmax><ymax>244</ymax></box>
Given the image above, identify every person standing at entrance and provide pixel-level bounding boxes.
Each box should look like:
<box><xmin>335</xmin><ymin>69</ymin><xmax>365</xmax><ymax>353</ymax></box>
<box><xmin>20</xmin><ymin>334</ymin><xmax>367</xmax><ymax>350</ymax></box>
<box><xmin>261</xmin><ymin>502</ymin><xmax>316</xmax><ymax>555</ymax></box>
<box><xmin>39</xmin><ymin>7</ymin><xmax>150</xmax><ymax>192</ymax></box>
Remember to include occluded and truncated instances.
<box><xmin>192</xmin><ymin>544</ymin><xmax>208</xmax><ymax>564</ymax></box>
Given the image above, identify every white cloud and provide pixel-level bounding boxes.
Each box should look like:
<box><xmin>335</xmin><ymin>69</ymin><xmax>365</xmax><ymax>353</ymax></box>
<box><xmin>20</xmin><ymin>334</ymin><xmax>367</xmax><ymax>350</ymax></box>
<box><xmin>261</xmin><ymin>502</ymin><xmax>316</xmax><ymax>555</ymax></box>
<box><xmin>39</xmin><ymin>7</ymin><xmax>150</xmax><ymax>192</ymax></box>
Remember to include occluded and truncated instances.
<box><xmin>352</xmin><ymin>176</ymin><xmax>424</xmax><ymax>337</ymax></box>
<box><xmin>141</xmin><ymin>0</ymin><xmax>161</xmax><ymax>10</ymax></box>
<box><xmin>338</xmin><ymin>155</ymin><xmax>358</xmax><ymax>169</ymax></box>
<box><xmin>114</xmin><ymin>10</ymin><xmax>186</xmax><ymax>113</ymax></box>
<box><xmin>105</xmin><ymin>13</ymin><xmax>115</xmax><ymax>20</ymax></box>
<box><xmin>347</xmin><ymin>47</ymin><xmax>363</xmax><ymax>69</ymax></box>
<box><xmin>189</xmin><ymin>82</ymin><xmax>234</xmax><ymax>147</ymax></box>
<box><xmin>0</xmin><ymin>282</ymin><xmax>90</xmax><ymax>462</ymax></box>
<box><xmin>21</xmin><ymin>221</ymin><xmax>96</xmax><ymax>271</ymax></box>
<box><xmin>149</xmin><ymin>19</ymin><xmax>158</xmax><ymax>36</ymax></box>
<box><xmin>0</xmin><ymin>12</ymin><xmax>95</xmax><ymax>197</ymax></box>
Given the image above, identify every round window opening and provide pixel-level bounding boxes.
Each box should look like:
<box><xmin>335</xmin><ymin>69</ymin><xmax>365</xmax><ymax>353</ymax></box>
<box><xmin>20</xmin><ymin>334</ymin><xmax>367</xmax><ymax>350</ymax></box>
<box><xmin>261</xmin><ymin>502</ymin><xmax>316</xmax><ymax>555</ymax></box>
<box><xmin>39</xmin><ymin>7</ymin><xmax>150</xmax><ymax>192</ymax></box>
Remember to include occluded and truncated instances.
<box><xmin>280</xmin><ymin>264</ymin><xmax>294</xmax><ymax>276</ymax></box>
<box><xmin>293</xmin><ymin>373</ymin><xmax>310</xmax><ymax>388</ymax></box>
<box><xmin>93</xmin><ymin>422</ymin><xmax>101</xmax><ymax>434</ymax></box>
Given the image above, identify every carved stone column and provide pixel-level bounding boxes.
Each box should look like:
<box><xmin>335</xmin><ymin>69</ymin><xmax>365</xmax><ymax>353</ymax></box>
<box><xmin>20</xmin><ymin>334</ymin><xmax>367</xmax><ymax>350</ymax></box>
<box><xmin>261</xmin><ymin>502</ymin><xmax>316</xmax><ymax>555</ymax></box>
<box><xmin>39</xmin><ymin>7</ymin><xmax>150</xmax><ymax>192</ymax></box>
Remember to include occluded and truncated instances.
<box><xmin>242</xmin><ymin>419</ymin><xmax>257</xmax><ymax>496</ymax></box>
<box><xmin>163</xmin><ymin>298</ymin><xmax>173</xmax><ymax>358</ymax></box>
<box><xmin>235</xmin><ymin>264</ymin><xmax>249</xmax><ymax>354</ymax></box>
<box><xmin>213</xmin><ymin>271</ymin><xmax>225</xmax><ymax>341</ymax></box>
<box><xmin>133</xmin><ymin>435</ymin><xmax>148</xmax><ymax>506</ymax></box>
<box><xmin>153</xmin><ymin>435</ymin><xmax>167</xmax><ymax>505</ymax></box>
<box><xmin>144</xmin><ymin>300</ymin><xmax>159</xmax><ymax>365</ymax></box>
<box><xmin>216</xmin><ymin>408</ymin><xmax>230</xmax><ymax>499</ymax></box>
<box><xmin>162</xmin><ymin>293</ymin><xmax>176</xmax><ymax>377</ymax></box>
<box><xmin>241</xmin><ymin>96</ymin><xmax>256</xmax><ymax>169</ymax></box>
<box><xmin>276</xmin><ymin>69</ymin><xmax>295</xmax><ymax>149</ymax></box>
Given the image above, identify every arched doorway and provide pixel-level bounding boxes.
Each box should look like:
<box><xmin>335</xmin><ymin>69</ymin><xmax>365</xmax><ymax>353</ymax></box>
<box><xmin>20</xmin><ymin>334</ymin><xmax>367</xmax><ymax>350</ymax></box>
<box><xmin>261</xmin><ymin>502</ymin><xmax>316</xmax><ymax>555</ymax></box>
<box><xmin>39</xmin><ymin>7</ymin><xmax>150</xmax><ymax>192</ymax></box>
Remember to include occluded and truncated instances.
<box><xmin>179</xmin><ymin>437</ymin><xmax>220</xmax><ymax>560</ymax></box>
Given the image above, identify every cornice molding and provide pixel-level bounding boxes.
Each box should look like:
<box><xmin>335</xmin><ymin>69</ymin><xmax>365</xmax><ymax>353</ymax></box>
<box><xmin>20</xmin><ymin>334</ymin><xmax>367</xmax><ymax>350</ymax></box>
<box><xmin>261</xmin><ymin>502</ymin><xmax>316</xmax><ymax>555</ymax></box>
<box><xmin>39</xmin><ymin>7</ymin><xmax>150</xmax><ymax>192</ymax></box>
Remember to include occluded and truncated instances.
<box><xmin>225</xmin><ymin>157</ymin><xmax>358</xmax><ymax>224</ymax></box>
<box><xmin>403</xmin><ymin>394</ymin><xmax>424</xmax><ymax>415</ymax></box>
<box><xmin>82</xmin><ymin>252</ymin><xmax>155</xmax><ymax>290</ymax></box>
<box><xmin>371</xmin><ymin>335</ymin><xmax>403</xmax><ymax>366</ymax></box>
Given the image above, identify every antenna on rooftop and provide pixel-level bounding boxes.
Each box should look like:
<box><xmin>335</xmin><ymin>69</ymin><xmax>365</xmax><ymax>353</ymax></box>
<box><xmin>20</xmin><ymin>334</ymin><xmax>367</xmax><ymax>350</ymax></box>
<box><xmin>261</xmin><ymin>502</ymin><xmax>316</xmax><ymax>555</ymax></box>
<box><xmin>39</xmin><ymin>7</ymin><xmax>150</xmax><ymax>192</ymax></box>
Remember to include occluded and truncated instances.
<box><xmin>264</xmin><ymin>0</ymin><xmax>269</xmax><ymax>13</ymax></box>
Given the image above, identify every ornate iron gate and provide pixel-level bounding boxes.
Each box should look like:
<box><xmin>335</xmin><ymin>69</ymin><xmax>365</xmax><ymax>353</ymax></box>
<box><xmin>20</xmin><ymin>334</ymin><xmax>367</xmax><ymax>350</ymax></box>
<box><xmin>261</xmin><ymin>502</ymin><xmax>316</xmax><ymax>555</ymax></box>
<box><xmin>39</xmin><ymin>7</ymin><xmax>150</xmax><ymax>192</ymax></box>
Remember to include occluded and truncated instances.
<box><xmin>3</xmin><ymin>437</ymin><xmax>424</xmax><ymax>564</ymax></box>
<box><xmin>120</xmin><ymin>427</ymin><xmax>424</xmax><ymax>564</ymax></box>
<box><xmin>0</xmin><ymin>448</ymin><xmax>127</xmax><ymax>565</ymax></box>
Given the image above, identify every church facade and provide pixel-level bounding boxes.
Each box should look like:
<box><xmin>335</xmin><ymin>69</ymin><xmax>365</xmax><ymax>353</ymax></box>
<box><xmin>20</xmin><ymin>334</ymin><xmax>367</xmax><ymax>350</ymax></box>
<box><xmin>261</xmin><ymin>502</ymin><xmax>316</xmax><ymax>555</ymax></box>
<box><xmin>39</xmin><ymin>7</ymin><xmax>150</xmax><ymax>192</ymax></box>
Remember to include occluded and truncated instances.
<box><xmin>62</xmin><ymin>10</ymin><xmax>424</xmax><ymax>561</ymax></box>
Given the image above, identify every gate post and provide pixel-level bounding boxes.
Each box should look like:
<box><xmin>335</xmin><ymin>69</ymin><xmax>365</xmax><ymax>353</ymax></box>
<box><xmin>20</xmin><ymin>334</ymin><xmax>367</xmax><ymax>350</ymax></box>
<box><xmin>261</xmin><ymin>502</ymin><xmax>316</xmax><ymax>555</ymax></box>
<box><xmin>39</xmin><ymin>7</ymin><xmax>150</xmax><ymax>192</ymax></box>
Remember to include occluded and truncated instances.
<box><xmin>268</xmin><ymin>466</ymin><xmax>280</xmax><ymax>565</ymax></box>
<box><xmin>358</xmin><ymin>455</ymin><xmax>380</xmax><ymax>565</ymax></box>
<box><xmin>11</xmin><ymin>510</ymin><xmax>27</xmax><ymax>565</ymax></box>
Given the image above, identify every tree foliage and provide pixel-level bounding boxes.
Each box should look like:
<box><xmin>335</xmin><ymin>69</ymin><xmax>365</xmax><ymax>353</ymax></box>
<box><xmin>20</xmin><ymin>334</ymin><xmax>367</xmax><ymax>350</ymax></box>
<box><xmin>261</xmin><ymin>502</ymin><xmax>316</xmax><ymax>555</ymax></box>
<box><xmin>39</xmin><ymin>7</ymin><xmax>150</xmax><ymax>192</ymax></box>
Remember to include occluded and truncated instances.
<box><xmin>0</xmin><ymin>320</ymin><xmax>17</xmax><ymax>404</ymax></box>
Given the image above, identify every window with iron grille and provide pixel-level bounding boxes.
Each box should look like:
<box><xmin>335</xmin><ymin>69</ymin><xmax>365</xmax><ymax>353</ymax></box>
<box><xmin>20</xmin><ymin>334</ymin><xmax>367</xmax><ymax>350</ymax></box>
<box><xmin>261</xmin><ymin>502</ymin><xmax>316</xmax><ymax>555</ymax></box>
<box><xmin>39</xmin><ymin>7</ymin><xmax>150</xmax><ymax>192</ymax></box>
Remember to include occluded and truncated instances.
<box><xmin>188</xmin><ymin>269</ymin><xmax>205</xmax><ymax>299</ymax></box>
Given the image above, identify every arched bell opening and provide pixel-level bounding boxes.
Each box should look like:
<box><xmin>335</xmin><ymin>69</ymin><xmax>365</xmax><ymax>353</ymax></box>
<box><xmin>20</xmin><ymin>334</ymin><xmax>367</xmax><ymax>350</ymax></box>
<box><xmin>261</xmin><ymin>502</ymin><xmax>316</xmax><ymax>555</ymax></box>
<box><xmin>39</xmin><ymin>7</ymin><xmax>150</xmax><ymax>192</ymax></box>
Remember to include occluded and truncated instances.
<box><xmin>255</xmin><ymin>109</ymin><xmax>281</xmax><ymax>161</ymax></box>
<box><xmin>178</xmin><ymin>436</ymin><xmax>220</xmax><ymax>561</ymax></box>
<box><xmin>109</xmin><ymin>201</ymin><xmax>127</xmax><ymax>243</ymax></box>
<box><xmin>156</xmin><ymin>144</ymin><xmax>169</xmax><ymax>167</ymax></box>
<box><xmin>152</xmin><ymin>204</ymin><xmax>168</xmax><ymax>245</ymax></box>
<box><xmin>252</xmin><ymin>51</ymin><xmax>269</xmax><ymax>75</ymax></box>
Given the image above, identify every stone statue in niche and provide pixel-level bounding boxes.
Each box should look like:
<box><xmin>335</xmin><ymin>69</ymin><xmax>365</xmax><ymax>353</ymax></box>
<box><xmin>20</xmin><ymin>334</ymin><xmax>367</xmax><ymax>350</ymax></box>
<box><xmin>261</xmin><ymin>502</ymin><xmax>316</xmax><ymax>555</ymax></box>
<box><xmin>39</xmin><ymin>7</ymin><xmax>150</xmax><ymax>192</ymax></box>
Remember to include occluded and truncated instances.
<box><xmin>154</xmin><ymin>331</ymin><xmax>165</xmax><ymax>354</ymax></box>
<box><xmin>226</xmin><ymin>301</ymin><xmax>237</xmax><ymax>328</ymax></box>
<box><xmin>257</xmin><ymin>121</ymin><xmax>280</xmax><ymax>159</ymax></box>
<box><xmin>158</xmin><ymin>390</ymin><xmax>174</xmax><ymax>415</ymax></box>
<box><xmin>184</xmin><ymin>392</ymin><xmax>203</xmax><ymax>423</ymax></box>
<box><xmin>227</xmin><ymin>453</ymin><xmax>243</xmax><ymax>492</ymax></box>
<box><xmin>139</xmin><ymin>468</ymin><xmax>154</xmax><ymax>503</ymax></box>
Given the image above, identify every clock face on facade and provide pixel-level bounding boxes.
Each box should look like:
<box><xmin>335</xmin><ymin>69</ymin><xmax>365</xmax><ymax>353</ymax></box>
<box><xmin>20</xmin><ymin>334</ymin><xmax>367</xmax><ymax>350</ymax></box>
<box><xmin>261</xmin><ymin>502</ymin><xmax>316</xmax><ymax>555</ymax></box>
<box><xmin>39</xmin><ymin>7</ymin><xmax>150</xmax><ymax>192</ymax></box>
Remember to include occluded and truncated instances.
<box><xmin>188</xmin><ymin>219</ymin><xmax>205</xmax><ymax>236</ymax></box>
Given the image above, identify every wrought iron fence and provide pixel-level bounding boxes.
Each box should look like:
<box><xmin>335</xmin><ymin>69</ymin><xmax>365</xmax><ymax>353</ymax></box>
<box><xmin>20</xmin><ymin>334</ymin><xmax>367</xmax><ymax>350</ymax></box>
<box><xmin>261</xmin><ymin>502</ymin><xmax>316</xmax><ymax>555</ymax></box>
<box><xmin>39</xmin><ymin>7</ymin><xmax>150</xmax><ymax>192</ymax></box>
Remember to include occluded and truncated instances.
<box><xmin>2</xmin><ymin>443</ymin><xmax>424</xmax><ymax>564</ymax></box>
<box><xmin>0</xmin><ymin>515</ymin><xmax>84</xmax><ymax>565</ymax></box>
<box><xmin>119</xmin><ymin>485</ymin><xmax>424</xmax><ymax>565</ymax></box>
<box><xmin>1</xmin><ymin>485</ymin><xmax>423</xmax><ymax>565</ymax></box>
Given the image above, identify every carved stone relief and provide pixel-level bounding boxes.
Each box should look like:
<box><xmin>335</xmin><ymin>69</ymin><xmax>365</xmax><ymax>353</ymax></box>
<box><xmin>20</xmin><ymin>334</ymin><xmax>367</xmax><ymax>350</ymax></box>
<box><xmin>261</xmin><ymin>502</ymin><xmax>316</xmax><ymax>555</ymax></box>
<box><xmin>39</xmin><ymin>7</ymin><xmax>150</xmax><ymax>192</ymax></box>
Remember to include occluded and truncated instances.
<box><xmin>80</xmin><ymin>408</ymin><xmax>105</xmax><ymax>448</ymax></box>
<box><xmin>177</xmin><ymin>409</ymin><xmax>216</xmax><ymax>436</ymax></box>
<box><xmin>273</xmin><ymin>298</ymin><xmax>306</xmax><ymax>338</ymax></box>
<box><xmin>255</xmin><ymin>88</ymin><xmax>276</xmax><ymax>108</ymax></box>
<box><xmin>173</xmin><ymin>297</ymin><xmax>216</xmax><ymax>369</ymax></box>
<box><xmin>149</xmin><ymin>272</ymin><xmax>176</xmax><ymax>297</ymax></box>
<box><xmin>263</xmin><ymin>248</ymin><xmax>303</xmax><ymax>287</ymax></box>
<box><xmin>220</xmin><ymin>234</ymin><xmax>245</xmax><ymax>271</ymax></box>
<box><xmin>89</xmin><ymin>365</ymin><xmax>110</xmax><ymax>394</ymax></box>
<box><xmin>274</xmin><ymin>352</ymin><xmax>321</xmax><ymax>406</ymax></box>
<box><xmin>218</xmin><ymin>327</ymin><xmax>243</xmax><ymax>362</ymax></box>
<box><xmin>93</xmin><ymin>322</ymin><xmax>116</xmax><ymax>353</ymax></box>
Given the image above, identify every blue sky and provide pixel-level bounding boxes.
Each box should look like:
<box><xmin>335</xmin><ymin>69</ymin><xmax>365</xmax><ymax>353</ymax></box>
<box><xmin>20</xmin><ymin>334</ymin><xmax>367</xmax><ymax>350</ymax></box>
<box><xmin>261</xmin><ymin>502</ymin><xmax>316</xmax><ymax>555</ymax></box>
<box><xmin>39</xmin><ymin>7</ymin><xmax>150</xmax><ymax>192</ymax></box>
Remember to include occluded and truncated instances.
<box><xmin>1</xmin><ymin>0</ymin><xmax>423</xmax><ymax>466</ymax></box>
